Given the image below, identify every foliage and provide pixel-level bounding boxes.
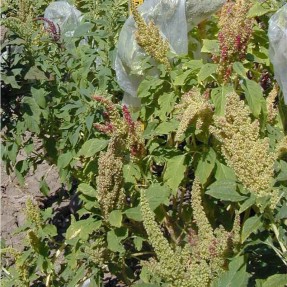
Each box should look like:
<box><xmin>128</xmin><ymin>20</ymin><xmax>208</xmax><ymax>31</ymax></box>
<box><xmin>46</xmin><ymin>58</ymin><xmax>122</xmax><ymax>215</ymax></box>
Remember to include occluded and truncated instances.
<box><xmin>1</xmin><ymin>0</ymin><xmax>287</xmax><ymax>286</ymax></box>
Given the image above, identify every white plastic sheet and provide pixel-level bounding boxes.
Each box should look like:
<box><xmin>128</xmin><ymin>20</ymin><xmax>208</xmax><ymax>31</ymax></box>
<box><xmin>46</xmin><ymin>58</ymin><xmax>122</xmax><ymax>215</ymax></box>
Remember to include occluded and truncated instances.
<box><xmin>268</xmin><ymin>4</ymin><xmax>287</xmax><ymax>104</ymax></box>
<box><xmin>115</xmin><ymin>0</ymin><xmax>226</xmax><ymax>107</ymax></box>
<box><xmin>44</xmin><ymin>1</ymin><xmax>82</xmax><ymax>38</ymax></box>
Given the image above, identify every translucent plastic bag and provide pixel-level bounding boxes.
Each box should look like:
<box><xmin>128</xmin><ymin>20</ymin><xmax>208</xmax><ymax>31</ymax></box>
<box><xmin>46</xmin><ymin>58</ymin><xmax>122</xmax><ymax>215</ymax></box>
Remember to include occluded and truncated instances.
<box><xmin>268</xmin><ymin>4</ymin><xmax>287</xmax><ymax>104</ymax></box>
<box><xmin>115</xmin><ymin>0</ymin><xmax>226</xmax><ymax>107</ymax></box>
<box><xmin>44</xmin><ymin>1</ymin><xmax>82</xmax><ymax>38</ymax></box>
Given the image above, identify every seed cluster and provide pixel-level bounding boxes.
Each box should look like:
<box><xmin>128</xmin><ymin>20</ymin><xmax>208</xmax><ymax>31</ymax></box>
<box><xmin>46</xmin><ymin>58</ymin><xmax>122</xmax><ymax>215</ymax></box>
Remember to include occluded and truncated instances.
<box><xmin>211</xmin><ymin>92</ymin><xmax>278</xmax><ymax>206</ymax></box>
<box><xmin>213</xmin><ymin>0</ymin><xmax>254</xmax><ymax>81</ymax></box>
<box><xmin>131</xmin><ymin>5</ymin><xmax>171</xmax><ymax>70</ymax></box>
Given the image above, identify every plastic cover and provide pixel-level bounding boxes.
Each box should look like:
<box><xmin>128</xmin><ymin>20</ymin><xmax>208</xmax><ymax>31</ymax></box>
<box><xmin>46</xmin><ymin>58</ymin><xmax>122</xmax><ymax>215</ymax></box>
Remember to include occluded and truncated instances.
<box><xmin>268</xmin><ymin>4</ymin><xmax>287</xmax><ymax>104</ymax></box>
<box><xmin>115</xmin><ymin>0</ymin><xmax>226</xmax><ymax>108</ymax></box>
<box><xmin>44</xmin><ymin>1</ymin><xmax>82</xmax><ymax>38</ymax></box>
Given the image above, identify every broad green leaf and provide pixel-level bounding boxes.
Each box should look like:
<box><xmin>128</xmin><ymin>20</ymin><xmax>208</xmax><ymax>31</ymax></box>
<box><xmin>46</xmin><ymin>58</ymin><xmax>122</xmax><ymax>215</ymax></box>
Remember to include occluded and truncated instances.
<box><xmin>247</xmin><ymin>2</ymin><xmax>273</xmax><ymax>18</ymax></box>
<box><xmin>198</xmin><ymin>63</ymin><xmax>217</xmax><ymax>82</ymax></box>
<box><xmin>154</xmin><ymin>119</ymin><xmax>178</xmax><ymax>135</ymax></box>
<box><xmin>78</xmin><ymin>183</ymin><xmax>97</xmax><ymax>197</ymax></box>
<box><xmin>124</xmin><ymin>206</ymin><xmax>142</xmax><ymax>222</ymax></box>
<box><xmin>196</xmin><ymin>148</ymin><xmax>216</xmax><ymax>184</ymax></box>
<box><xmin>262</xmin><ymin>274</ymin><xmax>287</xmax><ymax>287</ymax></box>
<box><xmin>182</xmin><ymin>59</ymin><xmax>203</xmax><ymax>71</ymax></box>
<box><xmin>123</xmin><ymin>163</ymin><xmax>141</xmax><ymax>184</ymax></box>
<box><xmin>241</xmin><ymin>79</ymin><xmax>265</xmax><ymax>118</ymax></box>
<box><xmin>211</xmin><ymin>85</ymin><xmax>234</xmax><ymax>116</ymax></box>
<box><xmin>23</xmin><ymin>115</ymin><xmax>40</xmax><ymax>134</ymax></box>
<box><xmin>158</xmin><ymin>92</ymin><xmax>177</xmax><ymax>121</ymax></box>
<box><xmin>201</xmin><ymin>39</ymin><xmax>219</xmax><ymax>54</ymax></box>
<box><xmin>145</xmin><ymin>183</ymin><xmax>171</xmax><ymax>210</ymax></box>
<box><xmin>22</xmin><ymin>97</ymin><xmax>42</xmax><ymax>120</ymax></box>
<box><xmin>1</xmin><ymin>73</ymin><xmax>21</xmax><ymax>88</ymax></box>
<box><xmin>24</xmin><ymin>66</ymin><xmax>47</xmax><ymax>80</ymax></box>
<box><xmin>73</xmin><ymin>22</ymin><xmax>94</xmax><ymax>38</ymax></box>
<box><xmin>31</xmin><ymin>87</ymin><xmax>47</xmax><ymax>109</ymax></box>
<box><xmin>215</xmin><ymin>162</ymin><xmax>237</xmax><ymax>181</ymax></box>
<box><xmin>57</xmin><ymin>151</ymin><xmax>73</xmax><ymax>169</ymax></box>
<box><xmin>233</xmin><ymin>62</ymin><xmax>247</xmax><ymax>78</ymax></box>
<box><xmin>77</xmin><ymin>138</ymin><xmax>108</xmax><ymax>158</ymax></box>
<box><xmin>164</xmin><ymin>154</ymin><xmax>186</xmax><ymax>194</ymax></box>
<box><xmin>66</xmin><ymin>217</ymin><xmax>101</xmax><ymax>241</ymax></box>
<box><xmin>108</xmin><ymin>210</ymin><xmax>122</xmax><ymax>227</ymax></box>
<box><xmin>42</xmin><ymin>224</ymin><xmax>57</xmax><ymax>237</ymax></box>
<box><xmin>138</xmin><ymin>77</ymin><xmax>164</xmax><ymax>99</ymax></box>
<box><xmin>107</xmin><ymin>227</ymin><xmax>128</xmax><ymax>253</ymax></box>
<box><xmin>239</xmin><ymin>193</ymin><xmax>256</xmax><ymax>213</ymax></box>
<box><xmin>206</xmin><ymin>180</ymin><xmax>247</xmax><ymax>202</ymax></box>
<box><xmin>173</xmin><ymin>70</ymin><xmax>194</xmax><ymax>86</ymax></box>
<box><xmin>241</xmin><ymin>215</ymin><xmax>263</xmax><ymax>242</ymax></box>
<box><xmin>212</xmin><ymin>255</ymin><xmax>250</xmax><ymax>287</ymax></box>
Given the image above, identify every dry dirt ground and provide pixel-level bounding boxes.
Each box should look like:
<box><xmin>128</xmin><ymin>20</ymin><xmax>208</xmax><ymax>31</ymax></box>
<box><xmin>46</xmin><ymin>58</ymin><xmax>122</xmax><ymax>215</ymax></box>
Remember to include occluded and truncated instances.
<box><xmin>1</xmin><ymin>160</ymin><xmax>65</xmax><ymax>250</ymax></box>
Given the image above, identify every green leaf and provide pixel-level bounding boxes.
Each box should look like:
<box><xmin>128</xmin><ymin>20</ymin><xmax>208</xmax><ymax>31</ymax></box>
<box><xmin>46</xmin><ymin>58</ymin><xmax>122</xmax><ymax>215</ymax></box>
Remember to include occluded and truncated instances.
<box><xmin>206</xmin><ymin>180</ymin><xmax>247</xmax><ymax>202</ymax></box>
<box><xmin>39</xmin><ymin>178</ymin><xmax>50</xmax><ymax>196</ymax></box>
<box><xmin>31</xmin><ymin>87</ymin><xmax>47</xmax><ymax>109</ymax></box>
<box><xmin>158</xmin><ymin>92</ymin><xmax>177</xmax><ymax>121</ymax></box>
<box><xmin>133</xmin><ymin>237</ymin><xmax>144</xmax><ymax>251</ymax></box>
<box><xmin>241</xmin><ymin>79</ymin><xmax>265</xmax><ymax>118</ymax></box>
<box><xmin>164</xmin><ymin>154</ymin><xmax>186</xmax><ymax>194</ymax></box>
<box><xmin>198</xmin><ymin>63</ymin><xmax>217</xmax><ymax>82</ymax></box>
<box><xmin>78</xmin><ymin>183</ymin><xmax>97</xmax><ymax>197</ymax></box>
<box><xmin>138</xmin><ymin>77</ymin><xmax>164</xmax><ymax>99</ymax></box>
<box><xmin>77</xmin><ymin>138</ymin><xmax>108</xmax><ymax>158</ymax></box>
<box><xmin>215</xmin><ymin>162</ymin><xmax>237</xmax><ymax>181</ymax></box>
<box><xmin>154</xmin><ymin>119</ymin><xmax>178</xmax><ymax>135</ymax></box>
<box><xmin>241</xmin><ymin>215</ymin><xmax>263</xmax><ymax>242</ymax></box>
<box><xmin>107</xmin><ymin>227</ymin><xmax>128</xmax><ymax>253</ymax></box>
<box><xmin>247</xmin><ymin>2</ymin><xmax>273</xmax><ymax>18</ymax></box>
<box><xmin>212</xmin><ymin>255</ymin><xmax>250</xmax><ymax>287</ymax></box>
<box><xmin>67</xmin><ymin>265</ymin><xmax>85</xmax><ymax>287</ymax></box>
<box><xmin>145</xmin><ymin>183</ymin><xmax>171</xmax><ymax>210</ymax></box>
<box><xmin>195</xmin><ymin>148</ymin><xmax>216</xmax><ymax>184</ymax></box>
<box><xmin>57</xmin><ymin>151</ymin><xmax>73</xmax><ymax>169</ymax></box>
<box><xmin>124</xmin><ymin>206</ymin><xmax>142</xmax><ymax>222</ymax></box>
<box><xmin>42</xmin><ymin>224</ymin><xmax>57</xmax><ymax>237</ymax></box>
<box><xmin>239</xmin><ymin>193</ymin><xmax>256</xmax><ymax>213</ymax></box>
<box><xmin>108</xmin><ymin>210</ymin><xmax>123</xmax><ymax>228</ymax></box>
<box><xmin>85</xmin><ymin>114</ymin><xmax>94</xmax><ymax>132</ymax></box>
<box><xmin>66</xmin><ymin>217</ymin><xmax>102</xmax><ymax>241</ymax></box>
<box><xmin>73</xmin><ymin>22</ymin><xmax>94</xmax><ymax>38</ymax></box>
<box><xmin>123</xmin><ymin>163</ymin><xmax>142</xmax><ymax>184</ymax></box>
<box><xmin>173</xmin><ymin>70</ymin><xmax>194</xmax><ymax>86</ymax></box>
<box><xmin>22</xmin><ymin>97</ymin><xmax>42</xmax><ymax>121</ymax></box>
<box><xmin>262</xmin><ymin>274</ymin><xmax>287</xmax><ymax>287</ymax></box>
<box><xmin>1</xmin><ymin>74</ymin><xmax>21</xmax><ymax>88</ymax></box>
<box><xmin>233</xmin><ymin>62</ymin><xmax>247</xmax><ymax>79</ymax></box>
<box><xmin>211</xmin><ymin>85</ymin><xmax>234</xmax><ymax>116</ymax></box>
<box><xmin>201</xmin><ymin>39</ymin><xmax>219</xmax><ymax>54</ymax></box>
<box><xmin>23</xmin><ymin>115</ymin><xmax>40</xmax><ymax>134</ymax></box>
<box><xmin>24</xmin><ymin>66</ymin><xmax>47</xmax><ymax>80</ymax></box>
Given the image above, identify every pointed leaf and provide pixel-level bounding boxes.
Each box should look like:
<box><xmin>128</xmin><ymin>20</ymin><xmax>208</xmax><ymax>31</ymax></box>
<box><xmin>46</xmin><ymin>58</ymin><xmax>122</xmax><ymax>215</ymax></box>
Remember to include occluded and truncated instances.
<box><xmin>206</xmin><ymin>180</ymin><xmax>247</xmax><ymax>202</ymax></box>
<box><xmin>77</xmin><ymin>138</ymin><xmax>108</xmax><ymax>158</ymax></box>
<box><xmin>164</xmin><ymin>154</ymin><xmax>186</xmax><ymax>194</ymax></box>
<box><xmin>241</xmin><ymin>215</ymin><xmax>263</xmax><ymax>242</ymax></box>
<box><xmin>196</xmin><ymin>148</ymin><xmax>216</xmax><ymax>184</ymax></box>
